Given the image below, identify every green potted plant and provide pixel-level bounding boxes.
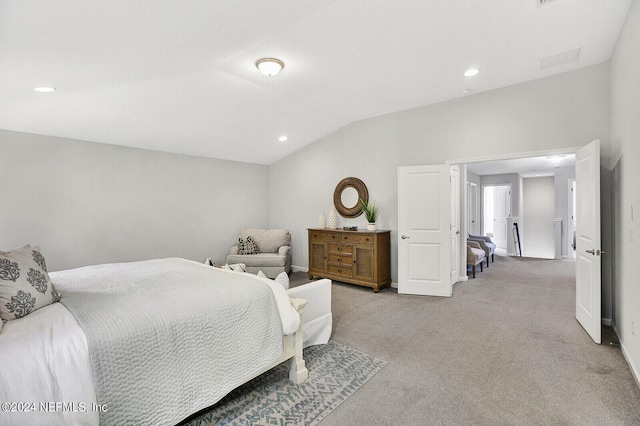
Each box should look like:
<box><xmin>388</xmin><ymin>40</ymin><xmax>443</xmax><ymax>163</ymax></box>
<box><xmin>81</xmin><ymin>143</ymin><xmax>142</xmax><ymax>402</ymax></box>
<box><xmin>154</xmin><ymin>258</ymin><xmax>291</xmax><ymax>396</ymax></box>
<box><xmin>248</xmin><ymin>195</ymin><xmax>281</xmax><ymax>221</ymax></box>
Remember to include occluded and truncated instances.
<box><xmin>359</xmin><ymin>198</ymin><xmax>379</xmax><ymax>231</ymax></box>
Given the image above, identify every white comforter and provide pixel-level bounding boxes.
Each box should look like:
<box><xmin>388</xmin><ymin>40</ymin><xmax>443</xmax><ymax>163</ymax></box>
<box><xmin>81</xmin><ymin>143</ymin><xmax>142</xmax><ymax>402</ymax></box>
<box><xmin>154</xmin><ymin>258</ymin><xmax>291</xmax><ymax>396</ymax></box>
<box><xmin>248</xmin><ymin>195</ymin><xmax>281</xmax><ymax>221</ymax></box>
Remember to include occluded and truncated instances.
<box><xmin>0</xmin><ymin>258</ymin><xmax>299</xmax><ymax>426</ymax></box>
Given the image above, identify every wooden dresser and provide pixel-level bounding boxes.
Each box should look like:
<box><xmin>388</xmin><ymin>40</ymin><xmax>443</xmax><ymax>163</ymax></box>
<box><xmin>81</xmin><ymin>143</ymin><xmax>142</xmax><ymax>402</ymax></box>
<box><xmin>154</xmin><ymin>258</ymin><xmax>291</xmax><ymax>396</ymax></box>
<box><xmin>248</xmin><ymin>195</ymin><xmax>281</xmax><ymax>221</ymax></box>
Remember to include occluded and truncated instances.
<box><xmin>307</xmin><ymin>228</ymin><xmax>391</xmax><ymax>292</ymax></box>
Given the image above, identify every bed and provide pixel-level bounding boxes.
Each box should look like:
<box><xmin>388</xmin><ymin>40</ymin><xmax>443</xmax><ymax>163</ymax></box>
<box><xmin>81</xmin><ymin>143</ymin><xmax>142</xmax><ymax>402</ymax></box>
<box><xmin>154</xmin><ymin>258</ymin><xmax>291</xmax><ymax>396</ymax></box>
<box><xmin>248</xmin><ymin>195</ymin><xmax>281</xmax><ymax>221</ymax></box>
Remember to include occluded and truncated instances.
<box><xmin>0</xmin><ymin>257</ymin><xmax>309</xmax><ymax>426</ymax></box>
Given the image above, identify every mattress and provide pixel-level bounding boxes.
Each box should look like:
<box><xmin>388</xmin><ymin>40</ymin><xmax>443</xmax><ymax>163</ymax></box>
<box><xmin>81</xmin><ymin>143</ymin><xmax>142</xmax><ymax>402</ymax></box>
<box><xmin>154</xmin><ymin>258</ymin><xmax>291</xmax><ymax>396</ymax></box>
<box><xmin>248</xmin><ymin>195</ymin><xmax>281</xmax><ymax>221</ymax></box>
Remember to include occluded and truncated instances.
<box><xmin>0</xmin><ymin>258</ymin><xmax>300</xmax><ymax>426</ymax></box>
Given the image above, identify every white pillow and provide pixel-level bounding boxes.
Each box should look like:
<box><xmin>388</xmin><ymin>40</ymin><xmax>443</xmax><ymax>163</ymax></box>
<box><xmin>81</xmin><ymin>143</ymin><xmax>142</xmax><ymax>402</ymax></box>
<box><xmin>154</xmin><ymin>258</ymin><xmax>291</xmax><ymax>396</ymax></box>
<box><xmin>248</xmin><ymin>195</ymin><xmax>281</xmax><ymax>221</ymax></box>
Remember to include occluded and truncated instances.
<box><xmin>274</xmin><ymin>271</ymin><xmax>290</xmax><ymax>290</ymax></box>
<box><xmin>232</xmin><ymin>264</ymin><xmax>246</xmax><ymax>273</ymax></box>
<box><xmin>222</xmin><ymin>264</ymin><xmax>233</xmax><ymax>271</ymax></box>
<box><xmin>256</xmin><ymin>270</ymin><xmax>289</xmax><ymax>290</ymax></box>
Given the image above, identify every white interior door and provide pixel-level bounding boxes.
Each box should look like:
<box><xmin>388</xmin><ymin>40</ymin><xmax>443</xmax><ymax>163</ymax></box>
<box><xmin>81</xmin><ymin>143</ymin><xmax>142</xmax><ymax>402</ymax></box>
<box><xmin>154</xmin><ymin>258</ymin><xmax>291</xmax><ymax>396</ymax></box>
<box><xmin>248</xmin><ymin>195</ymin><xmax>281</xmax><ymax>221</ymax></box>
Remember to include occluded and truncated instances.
<box><xmin>451</xmin><ymin>166</ymin><xmax>460</xmax><ymax>284</ymax></box>
<box><xmin>493</xmin><ymin>186</ymin><xmax>511</xmax><ymax>250</ymax></box>
<box><xmin>575</xmin><ymin>140</ymin><xmax>602</xmax><ymax>344</ymax></box>
<box><xmin>468</xmin><ymin>182</ymin><xmax>479</xmax><ymax>235</ymax></box>
<box><xmin>398</xmin><ymin>165</ymin><xmax>452</xmax><ymax>296</ymax></box>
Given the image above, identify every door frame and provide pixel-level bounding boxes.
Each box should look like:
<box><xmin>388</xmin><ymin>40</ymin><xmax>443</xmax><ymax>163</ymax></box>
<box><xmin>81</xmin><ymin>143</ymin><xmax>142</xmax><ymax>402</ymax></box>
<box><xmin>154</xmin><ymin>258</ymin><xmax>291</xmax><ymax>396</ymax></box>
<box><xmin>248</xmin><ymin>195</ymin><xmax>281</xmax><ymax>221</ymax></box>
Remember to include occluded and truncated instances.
<box><xmin>568</xmin><ymin>178</ymin><xmax>577</xmax><ymax>259</ymax></box>
<box><xmin>467</xmin><ymin>182</ymin><xmax>480</xmax><ymax>235</ymax></box>
<box><xmin>481</xmin><ymin>183</ymin><xmax>512</xmax><ymax>250</ymax></box>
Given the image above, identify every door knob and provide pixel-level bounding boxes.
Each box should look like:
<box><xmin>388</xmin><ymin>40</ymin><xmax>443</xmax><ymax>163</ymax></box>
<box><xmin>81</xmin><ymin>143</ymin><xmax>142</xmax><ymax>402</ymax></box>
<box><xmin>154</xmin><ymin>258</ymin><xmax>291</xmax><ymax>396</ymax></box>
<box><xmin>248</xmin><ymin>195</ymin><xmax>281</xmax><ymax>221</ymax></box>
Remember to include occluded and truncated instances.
<box><xmin>401</xmin><ymin>235</ymin><xmax>410</xmax><ymax>239</ymax></box>
<box><xmin>585</xmin><ymin>249</ymin><xmax>595</xmax><ymax>255</ymax></box>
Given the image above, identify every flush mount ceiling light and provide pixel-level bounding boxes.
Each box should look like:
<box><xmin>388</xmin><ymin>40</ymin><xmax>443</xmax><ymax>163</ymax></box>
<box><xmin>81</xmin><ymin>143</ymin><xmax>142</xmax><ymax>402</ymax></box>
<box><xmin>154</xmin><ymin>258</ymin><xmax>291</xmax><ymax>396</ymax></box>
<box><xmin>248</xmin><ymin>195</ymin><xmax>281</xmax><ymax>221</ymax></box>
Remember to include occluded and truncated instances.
<box><xmin>464</xmin><ymin>68</ymin><xmax>480</xmax><ymax>77</ymax></box>
<box><xmin>548</xmin><ymin>155</ymin><xmax>565</xmax><ymax>164</ymax></box>
<box><xmin>256</xmin><ymin>58</ymin><xmax>284</xmax><ymax>76</ymax></box>
<box><xmin>278</xmin><ymin>135</ymin><xmax>288</xmax><ymax>142</ymax></box>
<box><xmin>34</xmin><ymin>86</ymin><xmax>56</xmax><ymax>93</ymax></box>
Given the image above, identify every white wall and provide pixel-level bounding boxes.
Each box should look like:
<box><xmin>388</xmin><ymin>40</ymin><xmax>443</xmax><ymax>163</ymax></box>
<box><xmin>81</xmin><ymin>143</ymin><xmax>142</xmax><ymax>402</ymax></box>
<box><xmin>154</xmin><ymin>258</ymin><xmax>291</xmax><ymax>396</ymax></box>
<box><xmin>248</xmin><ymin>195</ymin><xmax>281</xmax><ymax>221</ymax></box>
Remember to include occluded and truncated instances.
<box><xmin>270</xmin><ymin>62</ymin><xmax>611</xmax><ymax>282</ymax></box>
<box><xmin>611</xmin><ymin>0</ymin><xmax>640</xmax><ymax>386</ymax></box>
<box><xmin>0</xmin><ymin>130</ymin><xmax>270</xmax><ymax>271</ymax></box>
<box><xmin>522</xmin><ymin>177</ymin><xmax>555</xmax><ymax>259</ymax></box>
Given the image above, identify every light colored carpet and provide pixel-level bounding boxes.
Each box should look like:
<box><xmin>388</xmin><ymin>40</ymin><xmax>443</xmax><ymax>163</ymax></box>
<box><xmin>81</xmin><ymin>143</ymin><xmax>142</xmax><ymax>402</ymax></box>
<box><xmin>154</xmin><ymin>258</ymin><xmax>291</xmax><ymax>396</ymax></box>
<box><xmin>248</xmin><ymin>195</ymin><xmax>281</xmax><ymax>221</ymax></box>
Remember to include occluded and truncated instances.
<box><xmin>180</xmin><ymin>341</ymin><xmax>386</xmax><ymax>425</ymax></box>
<box><xmin>314</xmin><ymin>255</ymin><xmax>640</xmax><ymax>425</ymax></box>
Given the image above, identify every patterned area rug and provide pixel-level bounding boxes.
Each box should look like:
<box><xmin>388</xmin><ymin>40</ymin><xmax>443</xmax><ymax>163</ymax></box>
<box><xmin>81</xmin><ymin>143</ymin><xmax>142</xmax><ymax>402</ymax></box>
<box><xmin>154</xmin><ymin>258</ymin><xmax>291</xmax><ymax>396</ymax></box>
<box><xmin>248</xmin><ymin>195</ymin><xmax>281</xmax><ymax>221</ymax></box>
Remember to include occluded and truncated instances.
<box><xmin>182</xmin><ymin>341</ymin><xmax>387</xmax><ymax>426</ymax></box>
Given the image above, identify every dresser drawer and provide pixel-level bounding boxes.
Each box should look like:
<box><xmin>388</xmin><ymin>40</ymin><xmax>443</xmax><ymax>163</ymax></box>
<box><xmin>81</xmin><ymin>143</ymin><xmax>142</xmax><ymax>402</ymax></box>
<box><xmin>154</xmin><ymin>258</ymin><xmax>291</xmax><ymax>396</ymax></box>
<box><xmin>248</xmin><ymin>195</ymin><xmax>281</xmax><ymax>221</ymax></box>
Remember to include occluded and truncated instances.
<box><xmin>328</xmin><ymin>244</ymin><xmax>352</xmax><ymax>254</ymax></box>
<box><xmin>328</xmin><ymin>253</ymin><xmax>352</xmax><ymax>265</ymax></box>
<box><xmin>341</xmin><ymin>234</ymin><xmax>375</xmax><ymax>244</ymax></box>
<box><xmin>328</xmin><ymin>264</ymin><xmax>353</xmax><ymax>278</ymax></box>
<box><xmin>309</xmin><ymin>231</ymin><xmax>331</xmax><ymax>242</ymax></box>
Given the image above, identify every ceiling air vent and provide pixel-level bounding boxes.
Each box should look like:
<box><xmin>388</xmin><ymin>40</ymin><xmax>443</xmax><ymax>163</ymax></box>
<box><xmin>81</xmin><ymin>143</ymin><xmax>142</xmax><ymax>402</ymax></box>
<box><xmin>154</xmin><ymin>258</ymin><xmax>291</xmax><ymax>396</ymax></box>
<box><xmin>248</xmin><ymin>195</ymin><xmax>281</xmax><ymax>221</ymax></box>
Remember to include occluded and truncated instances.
<box><xmin>538</xmin><ymin>0</ymin><xmax>556</xmax><ymax>6</ymax></box>
<box><xmin>540</xmin><ymin>47</ymin><xmax>581</xmax><ymax>70</ymax></box>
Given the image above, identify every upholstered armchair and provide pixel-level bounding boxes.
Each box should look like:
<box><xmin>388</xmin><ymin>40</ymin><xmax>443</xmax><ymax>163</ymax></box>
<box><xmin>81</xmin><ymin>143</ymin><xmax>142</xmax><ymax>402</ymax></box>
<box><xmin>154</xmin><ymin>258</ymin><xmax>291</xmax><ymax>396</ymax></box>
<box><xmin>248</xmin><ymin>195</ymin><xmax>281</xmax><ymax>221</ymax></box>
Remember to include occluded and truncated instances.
<box><xmin>467</xmin><ymin>241</ymin><xmax>486</xmax><ymax>279</ymax></box>
<box><xmin>468</xmin><ymin>234</ymin><xmax>496</xmax><ymax>266</ymax></box>
<box><xmin>226</xmin><ymin>228</ymin><xmax>291</xmax><ymax>278</ymax></box>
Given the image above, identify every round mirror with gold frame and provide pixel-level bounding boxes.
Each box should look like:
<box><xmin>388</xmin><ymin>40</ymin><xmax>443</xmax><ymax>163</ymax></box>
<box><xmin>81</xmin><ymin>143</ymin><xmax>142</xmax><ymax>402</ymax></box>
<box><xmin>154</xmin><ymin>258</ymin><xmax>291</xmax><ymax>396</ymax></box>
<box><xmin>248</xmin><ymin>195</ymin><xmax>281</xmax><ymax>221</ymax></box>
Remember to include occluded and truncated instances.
<box><xmin>333</xmin><ymin>177</ymin><xmax>369</xmax><ymax>218</ymax></box>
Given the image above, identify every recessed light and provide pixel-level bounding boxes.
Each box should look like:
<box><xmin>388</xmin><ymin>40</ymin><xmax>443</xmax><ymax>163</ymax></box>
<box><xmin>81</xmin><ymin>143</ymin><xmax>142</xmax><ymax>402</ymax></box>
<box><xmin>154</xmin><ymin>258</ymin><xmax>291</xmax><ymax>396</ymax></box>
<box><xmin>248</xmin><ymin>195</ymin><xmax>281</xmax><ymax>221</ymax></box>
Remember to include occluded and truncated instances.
<box><xmin>34</xmin><ymin>86</ymin><xmax>56</xmax><ymax>93</ymax></box>
<box><xmin>278</xmin><ymin>135</ymin><xmax>288</xmax><ymax>142</ymax></box>
<box><xmin>464</xmin><ymin>68</ymin><xmax>480</xmax><ymax>77</ymax></box>
<box><xmin>256</xmin><ymin>58</ymin><xmax>284</xmax><ymax>77</ymax></box>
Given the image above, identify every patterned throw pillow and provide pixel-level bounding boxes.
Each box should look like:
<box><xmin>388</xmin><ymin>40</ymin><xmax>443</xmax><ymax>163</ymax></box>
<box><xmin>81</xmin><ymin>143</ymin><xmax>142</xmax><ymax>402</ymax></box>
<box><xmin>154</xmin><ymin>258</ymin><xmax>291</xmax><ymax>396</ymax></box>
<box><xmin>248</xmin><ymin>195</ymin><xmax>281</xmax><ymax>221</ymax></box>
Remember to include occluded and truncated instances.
<box><xmin>238</xmin><ymin>236</ymin><xmax>259</xmax><ymax>255</ymax></box>
<box><xmin>0</xmin><ymin>245</ymin><xmax>61</xmax><ymax>322</ymax></box>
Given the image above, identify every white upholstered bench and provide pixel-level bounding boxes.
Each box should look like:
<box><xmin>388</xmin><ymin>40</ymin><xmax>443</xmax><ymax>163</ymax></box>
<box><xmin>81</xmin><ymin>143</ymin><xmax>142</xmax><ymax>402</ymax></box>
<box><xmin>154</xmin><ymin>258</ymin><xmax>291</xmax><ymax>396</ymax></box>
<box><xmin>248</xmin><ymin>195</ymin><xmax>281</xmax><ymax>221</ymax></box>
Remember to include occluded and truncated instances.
<box><xmin>287</xmin><ymin>279</ymin><xmax>332</xmax><ymax>348</ymax></box>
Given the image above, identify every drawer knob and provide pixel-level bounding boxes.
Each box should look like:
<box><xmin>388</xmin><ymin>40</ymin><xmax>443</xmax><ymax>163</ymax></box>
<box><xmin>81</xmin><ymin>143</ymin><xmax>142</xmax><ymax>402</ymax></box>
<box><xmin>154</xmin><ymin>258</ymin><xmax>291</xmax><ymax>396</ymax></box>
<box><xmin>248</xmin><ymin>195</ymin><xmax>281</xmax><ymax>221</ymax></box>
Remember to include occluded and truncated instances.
<box><xmin>338</xmin><ymin>269</ymin><xmax>342</xmax><ymax>273</ymax></box>
<box><xmin>338</xmin><ymin>247</ymin><xmax>342</xmax><ymax>251</ymax></box>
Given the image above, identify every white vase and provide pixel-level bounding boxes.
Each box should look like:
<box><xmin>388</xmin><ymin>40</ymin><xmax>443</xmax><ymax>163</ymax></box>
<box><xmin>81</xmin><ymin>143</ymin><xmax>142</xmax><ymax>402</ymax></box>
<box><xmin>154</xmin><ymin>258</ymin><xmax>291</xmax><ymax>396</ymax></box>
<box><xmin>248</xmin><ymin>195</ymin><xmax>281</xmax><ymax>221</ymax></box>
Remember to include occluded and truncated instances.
<box><xmin>327</xmin><ymin>209</ymin><xmax>338</xmax><ymax>229</ymax></box>
<box><xmin>367</xmin><ymin>223</ymin><xmax>376</xmax><ymax>231</ymax></box>
<box><xmin>318</xmin><ymin>213</ymin><xmax>326</xmax><ymax>229</ymax></box>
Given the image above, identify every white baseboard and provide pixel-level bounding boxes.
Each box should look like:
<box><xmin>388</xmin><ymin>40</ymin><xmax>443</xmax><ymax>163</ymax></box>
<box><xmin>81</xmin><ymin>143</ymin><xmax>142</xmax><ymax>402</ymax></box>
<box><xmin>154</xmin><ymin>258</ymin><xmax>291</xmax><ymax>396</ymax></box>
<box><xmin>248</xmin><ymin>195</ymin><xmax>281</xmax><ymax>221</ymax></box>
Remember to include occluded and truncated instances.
<box><xmin>613</xmin><ymin>324</ymin><xmax>640</xmax><ymax>391</ymax></box>
<box><xmin>291</xmin><ymin>265</ymin><xmax>308</xmax><ymax>273</ymax></box>
<box><xmin>458</xmin><ymin>276</ymin><xmax>469</xmax><ymax>282</ymax></box>
<box><xmin>602</xmin><ymin>318</ymin><xmax>613</xmax><ymax>326</ymax></box>
<box><xmin>391</xmin><ymin>281</ymin><xmax>398</xmax><ymax>289</ymax></box>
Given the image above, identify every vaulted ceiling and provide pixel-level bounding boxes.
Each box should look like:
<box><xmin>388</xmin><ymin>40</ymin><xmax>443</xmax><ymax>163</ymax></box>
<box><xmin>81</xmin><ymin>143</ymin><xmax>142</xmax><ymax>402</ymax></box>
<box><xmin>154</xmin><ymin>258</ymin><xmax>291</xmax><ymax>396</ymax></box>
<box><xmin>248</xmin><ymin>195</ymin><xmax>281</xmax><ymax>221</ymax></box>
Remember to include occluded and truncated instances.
<box><xmin>0</xmin><ymin>0</ymin><xmax>631</xmax><ymax>164</ymax></box>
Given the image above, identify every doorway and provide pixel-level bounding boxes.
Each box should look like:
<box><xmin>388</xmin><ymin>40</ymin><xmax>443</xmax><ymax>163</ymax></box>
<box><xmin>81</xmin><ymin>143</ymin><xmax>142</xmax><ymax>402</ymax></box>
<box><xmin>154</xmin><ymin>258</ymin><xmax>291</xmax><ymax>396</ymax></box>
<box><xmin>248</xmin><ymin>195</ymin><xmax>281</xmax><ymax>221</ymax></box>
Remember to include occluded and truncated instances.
<box><xmin>482</xmin><ymin>185</ymin><xmax>511</xmax><ymax>251</ymax></box>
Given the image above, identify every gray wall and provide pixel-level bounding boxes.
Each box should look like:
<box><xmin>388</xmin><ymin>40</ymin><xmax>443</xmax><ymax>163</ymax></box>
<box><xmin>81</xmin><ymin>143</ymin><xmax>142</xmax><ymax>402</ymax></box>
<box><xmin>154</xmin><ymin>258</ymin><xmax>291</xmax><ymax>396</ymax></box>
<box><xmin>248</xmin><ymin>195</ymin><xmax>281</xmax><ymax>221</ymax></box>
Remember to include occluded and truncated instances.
<box><xmin>0</xmin><ymin>130</ymin><xmax>270</xmax><ymax>271</ymax></box>
<box><xmin>522</xmin><ymin>177</ymin><xmax>555</xmax><ymax>259</ymax></box>
<box><xmin>611</xmin><ymin>0</ymin><xmax>640</xmax><ymax>385</ymax></box>
<box><xmin>270</xmin><ymin>62</ymin><xmax>610</xmax><ymax>283</ymax></box>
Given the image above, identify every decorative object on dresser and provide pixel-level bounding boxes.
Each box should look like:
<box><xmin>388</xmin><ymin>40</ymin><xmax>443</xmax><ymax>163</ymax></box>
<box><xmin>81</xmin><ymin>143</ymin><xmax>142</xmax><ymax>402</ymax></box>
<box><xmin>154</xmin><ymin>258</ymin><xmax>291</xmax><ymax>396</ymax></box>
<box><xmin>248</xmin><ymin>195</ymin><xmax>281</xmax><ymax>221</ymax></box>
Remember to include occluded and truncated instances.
<box><xmin>359</xmin><ymin>198</ymin><xmax>379</xmax><ymax>231</ymax></box>
<box><xmin>318</xmin><ymin>212</ymin><xmax>326</xmax><ymax>229</ymax></box>
<box><xmin>308</xmin><ymin>228</ymin><xmax>391</xmax><ymax>292</ymax></box>
<box><xmin>333</xmin><ymin>177</ymin><xmax>369</xmax><ymax>218</ymax></box>
<box><xmin>327</xmin><ymin>208</ymin><xmax>338</xmax><ymax>229</ymax></box>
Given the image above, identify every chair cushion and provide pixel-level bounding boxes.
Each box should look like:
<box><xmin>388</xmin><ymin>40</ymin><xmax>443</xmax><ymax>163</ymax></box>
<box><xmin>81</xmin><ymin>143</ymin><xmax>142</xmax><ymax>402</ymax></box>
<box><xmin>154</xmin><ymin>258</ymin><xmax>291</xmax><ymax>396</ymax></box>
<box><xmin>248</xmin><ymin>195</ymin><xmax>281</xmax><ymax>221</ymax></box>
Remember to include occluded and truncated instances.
<box><xmin>226</xmin><ymin>253</ymin><xmax>287</xmax><ymax>267</ymax></box>
<box><xmin>240</xmin><ymin>228</ymin><xmax>290</xmax><ymax>253</ymax></box>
